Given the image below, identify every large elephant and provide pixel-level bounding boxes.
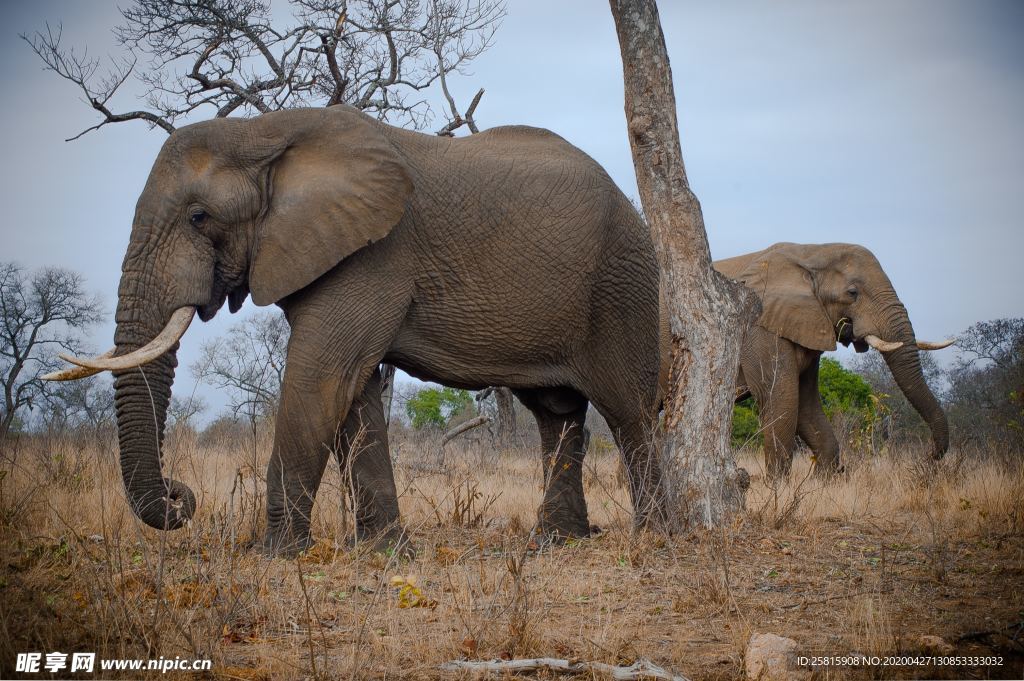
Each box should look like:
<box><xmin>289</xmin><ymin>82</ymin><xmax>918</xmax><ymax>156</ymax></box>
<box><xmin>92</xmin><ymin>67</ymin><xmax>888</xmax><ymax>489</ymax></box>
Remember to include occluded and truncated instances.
<box><xmin>714</xmin><ymin>242</ymin><xmax>952</xmax><ymax>479</ymax></box>
<box><xmin>48</xmin><ymin>106</ymin><xmax>665</xmax><ymax>553</ymax></box>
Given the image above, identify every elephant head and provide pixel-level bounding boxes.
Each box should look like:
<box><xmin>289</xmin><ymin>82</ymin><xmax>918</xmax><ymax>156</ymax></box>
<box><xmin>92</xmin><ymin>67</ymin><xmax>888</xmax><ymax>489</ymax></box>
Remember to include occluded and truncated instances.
<box><xmin>717</xmin><ymin>242</ymin><xmax>951</xmax><ymax>459</ymax></box>
<box><xmin>47</xmin><ymin>107</ymin><xmax>412</xmax><ymax>530</ymax></box>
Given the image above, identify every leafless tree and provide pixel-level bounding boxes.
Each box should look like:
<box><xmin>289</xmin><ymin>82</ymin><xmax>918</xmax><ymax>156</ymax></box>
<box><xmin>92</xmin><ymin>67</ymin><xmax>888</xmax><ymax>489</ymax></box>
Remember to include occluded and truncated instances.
<box><xmin>609</xmin><ymin>0</ymin><xmax>761</xmax><ymax>529</ymax></box>
<box><xmin>946</xmin><ymin>318</ymin><xmax>1024</xmax><ymax>451</ymax></box>
<box><xmin>168</xmin><ymin>395</ymin><xmax>210</xmax><ymax>430</ymax></box>
<box><xmin>953</xmin><ymin>318</ymin><xmax>1023</xmax><ymax>372</ymax></box>
<box><xmin>23</xmin><ymin>0</ymin><xmax>505</xmax><ymax>140</ymax></box>
<box><xmin>191</xmin><ymin>310</ymin><xmax>288</xmax><ymax>420</ymax></box>
<box><xmin>0</xmin><ymin>262</ymin><xmax>104</xmax><ymax>437</ymax></box>
<box><xmin>42</xmin><ymin>375</ymin><xmax>116</xmax><ymax>434</ymax></box>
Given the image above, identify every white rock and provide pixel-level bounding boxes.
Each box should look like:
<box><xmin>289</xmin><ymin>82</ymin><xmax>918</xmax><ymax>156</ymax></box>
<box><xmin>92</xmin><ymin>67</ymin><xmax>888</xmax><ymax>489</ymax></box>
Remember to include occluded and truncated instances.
<box><xmin>745</xmin><ymin>632</ymin><xmax>808</xmax><ymax>681</ymax></box>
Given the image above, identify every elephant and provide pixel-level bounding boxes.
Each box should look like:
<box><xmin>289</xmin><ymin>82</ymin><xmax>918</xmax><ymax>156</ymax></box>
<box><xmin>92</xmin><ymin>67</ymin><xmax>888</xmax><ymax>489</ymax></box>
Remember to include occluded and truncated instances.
<box><xmin>46</xmin><ymin>105</ymin><xmax>666</xmax><ymax>554</ymax></box>
<box><xmin>714</xmin><ymin>242</ymin><xmax>952</xmax><ymax>479</ymax></box>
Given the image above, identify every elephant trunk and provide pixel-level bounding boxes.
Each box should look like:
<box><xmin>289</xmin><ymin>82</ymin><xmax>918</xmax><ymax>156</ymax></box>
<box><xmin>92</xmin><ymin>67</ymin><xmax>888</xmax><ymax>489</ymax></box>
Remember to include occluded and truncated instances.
<box><xmin>112</xmin><ymin>287</ymin><xmax>196</xmax><ymax>530</ymax></box>
<box><xmin>877</xmin><ymin>301</ymin><xmax>949</xmax><ymax>459</ymax></box>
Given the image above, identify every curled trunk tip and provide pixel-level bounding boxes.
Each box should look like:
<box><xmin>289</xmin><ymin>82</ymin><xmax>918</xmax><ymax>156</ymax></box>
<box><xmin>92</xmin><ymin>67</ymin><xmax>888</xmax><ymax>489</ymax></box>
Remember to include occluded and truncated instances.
<box><xmin>130</xmin><ymin>478</ymin><xmax>197</xmax><ymax>530</ymax></box>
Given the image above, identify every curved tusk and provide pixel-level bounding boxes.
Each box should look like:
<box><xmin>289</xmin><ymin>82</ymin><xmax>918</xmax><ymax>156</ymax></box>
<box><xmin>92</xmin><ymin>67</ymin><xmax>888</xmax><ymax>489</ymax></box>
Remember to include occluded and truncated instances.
<box><xmin>863</xmin><ymin>334</ymin><xmax>904</xmax><ymax>353</ymax></box>
<box><xmin>60</xmin><ymin>306</ymin><xmax>195</xmax><ymax>371</ymax></box>
<box><xmin>41</xmin><ymin>349</ymin><xmax>115</xmax><ymax>381</ymax></box>
<box><xmin>916</xmin><ymin>338</ymin><xmax>955</xmax><ymax>351</ymax></box>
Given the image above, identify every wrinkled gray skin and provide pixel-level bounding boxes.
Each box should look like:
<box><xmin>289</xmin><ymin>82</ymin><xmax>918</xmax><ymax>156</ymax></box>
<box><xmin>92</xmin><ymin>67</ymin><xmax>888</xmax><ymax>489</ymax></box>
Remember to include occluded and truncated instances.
<box><xmin>110</xmin><ymin>106</ymin><xmax>664</xmax><ymax>554</ymax></box>
<box><xmin>715</xmin><ymin>243</ymin><xmax>949</xmax><ymax>480</ymax></box>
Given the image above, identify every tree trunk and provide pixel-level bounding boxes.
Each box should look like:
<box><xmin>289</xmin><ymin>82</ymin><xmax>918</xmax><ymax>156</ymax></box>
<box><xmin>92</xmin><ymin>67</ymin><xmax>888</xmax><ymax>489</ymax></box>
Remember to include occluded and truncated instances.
<box><xmin>494</xmin><ymin>386</ymin><xmax>517</xmax><ymax>442</ymax></box>
<box><xmin>609</xmin><ymin>0</ymin><xmax>761</xmax><ymax>528</ymax></box>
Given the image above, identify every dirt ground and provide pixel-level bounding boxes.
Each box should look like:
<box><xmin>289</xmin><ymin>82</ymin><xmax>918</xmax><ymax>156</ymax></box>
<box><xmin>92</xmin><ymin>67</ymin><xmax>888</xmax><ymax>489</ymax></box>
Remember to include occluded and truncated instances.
<box><xmin>1</xmin><ymin>430</ymin><xmax>1021</xmax><ymax>679</ymax></box>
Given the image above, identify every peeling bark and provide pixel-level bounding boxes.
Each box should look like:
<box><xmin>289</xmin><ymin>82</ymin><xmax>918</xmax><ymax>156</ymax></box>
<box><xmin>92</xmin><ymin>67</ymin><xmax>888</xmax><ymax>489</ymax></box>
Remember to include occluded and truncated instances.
<box><xmin>609</xmin><ymin>0</ymin><xmax>760</xmax><ymax>528</ymax></box>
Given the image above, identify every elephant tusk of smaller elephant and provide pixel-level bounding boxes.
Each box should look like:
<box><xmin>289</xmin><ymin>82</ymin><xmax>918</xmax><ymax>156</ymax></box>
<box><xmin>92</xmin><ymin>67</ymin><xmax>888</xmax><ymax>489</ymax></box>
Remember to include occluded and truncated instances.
<box><xmin>916</xmin><ymin>338</ymin><xmax>955</xmax><ymax>351</ymax></box>
<box><xmin>41</xmin><ymin>350</ymin><xmax>115</xmax><ymax>381</ymax></box>
<box><xmin>59</xmin><ymin>306</ymin><xmax>196</xmax><ymax>371</ymax></box>
<box><xmin>863</xmin><ymin>335</ymin><xmax>904</xmax><ymax>352</ymax></box>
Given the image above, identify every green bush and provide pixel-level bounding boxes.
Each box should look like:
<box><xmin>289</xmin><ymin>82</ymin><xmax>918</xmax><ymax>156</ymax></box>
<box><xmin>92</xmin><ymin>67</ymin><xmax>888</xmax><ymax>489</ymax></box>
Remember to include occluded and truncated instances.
<box><xmin>732</xmin><ymin>397</ymin><xmax>761</xmax><ymax>448</ymax></box>
<box><xmin>818</xmin><ymin>357</ymin><xmax>873</xmax><ymax>419</ymax></box>
<box><xmin>405</xmin><ymin>387</ymin><xmax>473</xmax><ymax>429</ymax></box>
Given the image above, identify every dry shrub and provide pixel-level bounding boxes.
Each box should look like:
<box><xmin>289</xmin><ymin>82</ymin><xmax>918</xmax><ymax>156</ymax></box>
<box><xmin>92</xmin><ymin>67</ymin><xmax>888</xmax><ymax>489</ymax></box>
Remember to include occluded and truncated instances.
<box><xmin>743</xmin><ymin>446</ymin><xmax>1023</xmax><ymax>541</ymax></box>
<box><xmin>847</xmin><ymin>594</ymin><xmax>895</xmax><ymax>657</ymax></box>
<box><xmin>1</xmin><ymin>428</ymin><xmax>1021</xmax><ymax>679</ymax></box>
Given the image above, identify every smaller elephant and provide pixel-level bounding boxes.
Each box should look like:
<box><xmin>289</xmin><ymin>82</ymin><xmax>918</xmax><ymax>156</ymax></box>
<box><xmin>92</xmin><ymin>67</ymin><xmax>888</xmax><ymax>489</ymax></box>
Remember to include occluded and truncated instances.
<box><xmin>715</xmin><ymin>243</ymin><xmax>953</xmax><ymax>479</ymax></box>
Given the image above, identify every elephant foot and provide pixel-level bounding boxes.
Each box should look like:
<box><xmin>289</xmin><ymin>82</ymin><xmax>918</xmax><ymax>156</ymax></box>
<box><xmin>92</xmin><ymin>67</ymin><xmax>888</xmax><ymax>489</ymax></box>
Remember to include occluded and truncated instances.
<box><xmin>764</xmin><ymin>466</ymin><xmax>793</xmax><ymax>485</ymax></box>
<box><xmin>536</xmin><ymin>505</ymin><xmax>592</xmax><ymax>544</ymax></box>
<box><xmin>811</xmin><ymin>458</ymin><xmax>843</xmax><ymax>479</ymax></box>
<box><xmin>261</xmin><ymin>527</ymin><xmax>315</xmax><ymax>558</ymax></box>
<box><xmin>348</xmin><ymin>525</ymin><xmax>415</xmax><ymax>559</ymax></box>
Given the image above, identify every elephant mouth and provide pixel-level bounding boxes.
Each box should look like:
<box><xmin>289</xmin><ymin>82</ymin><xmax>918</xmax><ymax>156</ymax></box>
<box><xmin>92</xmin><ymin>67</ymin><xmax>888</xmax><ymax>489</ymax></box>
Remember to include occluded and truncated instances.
<box><xmin>835</xmin><ymin>317</ymin><xmax>856</xmax><ymax>346</ymax></box>
<box><xmin>199</xmin><ymin>276</ymin><xmax>250</xmax><ymax>321</ymax></box>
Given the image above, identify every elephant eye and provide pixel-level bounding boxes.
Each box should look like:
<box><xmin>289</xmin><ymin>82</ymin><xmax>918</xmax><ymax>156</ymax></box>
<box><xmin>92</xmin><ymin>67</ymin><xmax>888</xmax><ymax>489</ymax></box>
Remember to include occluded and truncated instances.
<box><xmin>847</xmin><ymin>288</ymin><xmax>858</xmax><ymax>300</ymax></box>
<box><xmin>189</xmin><ymin>209</ymin><xmax>208</xmax><ymax>227</ymax></box>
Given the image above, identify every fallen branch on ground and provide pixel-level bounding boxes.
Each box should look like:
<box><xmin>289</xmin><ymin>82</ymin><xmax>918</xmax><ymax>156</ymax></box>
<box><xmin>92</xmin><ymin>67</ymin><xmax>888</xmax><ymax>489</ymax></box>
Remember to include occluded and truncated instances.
<box><xmin>439</xmin><ymin>657</ymin><xmax>690</xmax><ymax>680</ymax></box>
<box><xmin>441</xmin><ymin>415</ymin><xmax>490</xmax><ymax>447</ymax></box>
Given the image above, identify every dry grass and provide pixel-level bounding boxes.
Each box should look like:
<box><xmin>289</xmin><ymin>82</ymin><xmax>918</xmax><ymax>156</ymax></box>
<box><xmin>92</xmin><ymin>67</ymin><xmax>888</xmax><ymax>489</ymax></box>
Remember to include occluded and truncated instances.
<box><xmin>1</xmin><ymin>428</ymin><xmax>1022</xmax><ymax>680</ymax></box>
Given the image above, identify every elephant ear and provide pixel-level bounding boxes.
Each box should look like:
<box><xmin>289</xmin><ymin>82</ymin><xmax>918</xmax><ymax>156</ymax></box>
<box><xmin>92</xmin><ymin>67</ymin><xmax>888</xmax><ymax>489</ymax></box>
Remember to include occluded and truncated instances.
<box><xmin>248</xmin><ymin>107</ymin><xmax>413</xmax><ymax>306</ymax></box>
<box><xmin>725</xmin><ymin>244</ymin><xmax>836</xmax><ymax>352</ymax></box>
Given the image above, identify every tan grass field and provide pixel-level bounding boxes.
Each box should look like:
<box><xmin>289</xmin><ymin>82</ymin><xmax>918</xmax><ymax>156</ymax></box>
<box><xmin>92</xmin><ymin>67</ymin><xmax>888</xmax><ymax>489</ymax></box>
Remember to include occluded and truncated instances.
<box><xmin>1</xmin><ymin>428</ymin><xmax>1021</xmax><ymax>680</ymax></box>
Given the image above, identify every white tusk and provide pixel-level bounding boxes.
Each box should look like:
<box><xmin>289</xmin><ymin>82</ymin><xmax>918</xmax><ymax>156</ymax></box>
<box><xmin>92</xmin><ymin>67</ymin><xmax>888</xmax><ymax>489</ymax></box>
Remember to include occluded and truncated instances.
<box><xmin>41</xmin><ymin>349</ymin><xmax>114</xmax><ymax>381</ymax></box>
<box><xmin>59</xmin><ymin>307</ymin><xmax>195</xmax><ymax>371</ymax></box>
<box><xmin>916</xmin><ymin>338</ymin><xmax>955</xmax><ymax>351</ymax></box>
<box><xmin>864</xmin><ymin>334</ymin><xmax>904</xmax><ymax>352</ymax></box>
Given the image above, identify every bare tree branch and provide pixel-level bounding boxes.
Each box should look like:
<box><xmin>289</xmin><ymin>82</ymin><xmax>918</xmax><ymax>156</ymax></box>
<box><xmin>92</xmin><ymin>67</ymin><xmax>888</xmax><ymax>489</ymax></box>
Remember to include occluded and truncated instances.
<box><xmin>22</xmin><ymin>24</ymin><xmax>177</xmax><ymax>139</ymax></box>
<box><xmin>24</xmin><ymin>0</ymin><xmax>506</xmax><ymax>140</ymax></box>
<box><xmin>440</xmin><ymin>413</ymin><xmax>489</xmax><ymax>447</ymax></box>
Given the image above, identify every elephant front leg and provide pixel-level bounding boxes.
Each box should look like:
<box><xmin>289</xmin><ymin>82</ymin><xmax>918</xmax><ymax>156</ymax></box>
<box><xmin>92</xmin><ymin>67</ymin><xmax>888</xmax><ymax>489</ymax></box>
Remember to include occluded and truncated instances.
<box><xmin>335</xmin><ymin>368</ymin><xmax>406</xmax><ymax>554</ymax></box>
<box><xmin>263</xmin><ymin>370</ymin><xmax>349</xmax><ymax>557</ymax></box>
<box><xmin>796</xmin><ymin>361</ymin><xmax>841</xmax><ymax>476</ymax></box>
<box><xmin>761</xmin><ymin>407</ymin><xmax>798</xmax><ymax>481</ymax></box>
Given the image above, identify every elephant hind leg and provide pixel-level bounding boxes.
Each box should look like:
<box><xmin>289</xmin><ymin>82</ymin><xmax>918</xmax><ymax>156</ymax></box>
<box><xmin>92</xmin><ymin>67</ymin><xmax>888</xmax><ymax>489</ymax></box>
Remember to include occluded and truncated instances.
<box><xmin>515</xmin><ymin>387</ymin><xmax>591</xmax><ymax>541</ymax></box>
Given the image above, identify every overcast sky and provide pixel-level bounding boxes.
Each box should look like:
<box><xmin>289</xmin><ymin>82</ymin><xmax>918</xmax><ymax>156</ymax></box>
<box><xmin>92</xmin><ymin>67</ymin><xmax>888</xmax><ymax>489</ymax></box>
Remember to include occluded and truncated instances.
<box><xmin>1</xmin><ymin>1</ymin><xmax>1021</xmax><ymax>420</ymax></box>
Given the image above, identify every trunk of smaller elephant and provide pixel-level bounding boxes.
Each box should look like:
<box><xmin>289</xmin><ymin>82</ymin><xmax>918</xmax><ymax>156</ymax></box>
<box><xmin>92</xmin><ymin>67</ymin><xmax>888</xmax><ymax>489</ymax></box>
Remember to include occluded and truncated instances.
<box><xmin>112</xmin><ymin>316</ymin><xmax>196</xmax><ymax>530</ymax></box>
<box><xmin>879</xmin><ymin>315</ymin><xmax>950</xmax><ymax>459</ymax></box>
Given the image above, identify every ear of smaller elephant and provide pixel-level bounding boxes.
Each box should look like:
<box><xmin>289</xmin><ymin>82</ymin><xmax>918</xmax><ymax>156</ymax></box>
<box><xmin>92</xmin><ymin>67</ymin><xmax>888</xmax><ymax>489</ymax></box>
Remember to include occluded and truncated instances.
<box><xmin>738</xmin><ymin>250</ymin><xmax>836</xmax><ymax>352</ymax></box>
<box><xmin>249</xmin><ymin>110</ymin><xmax>413</xmax><ymax>306</ymax></box>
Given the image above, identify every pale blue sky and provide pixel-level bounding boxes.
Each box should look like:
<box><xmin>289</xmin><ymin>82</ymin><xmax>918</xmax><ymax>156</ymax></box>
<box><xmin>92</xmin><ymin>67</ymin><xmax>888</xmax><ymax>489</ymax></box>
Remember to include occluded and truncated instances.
<box><xmin>1</xmin><ymin>1</ymin><xmax>1021</xmax><ymax>418</ymax></box>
